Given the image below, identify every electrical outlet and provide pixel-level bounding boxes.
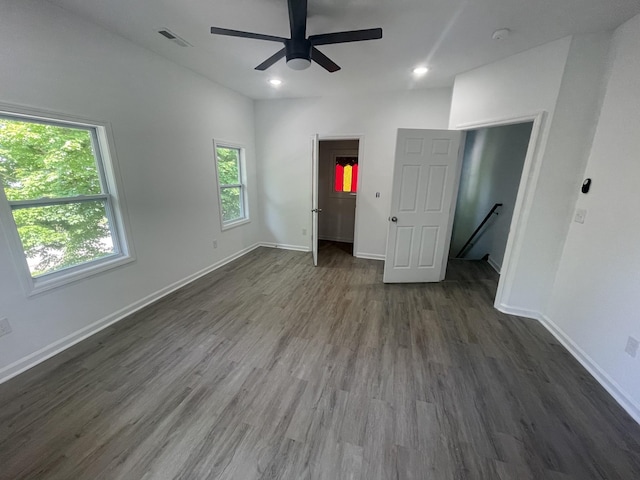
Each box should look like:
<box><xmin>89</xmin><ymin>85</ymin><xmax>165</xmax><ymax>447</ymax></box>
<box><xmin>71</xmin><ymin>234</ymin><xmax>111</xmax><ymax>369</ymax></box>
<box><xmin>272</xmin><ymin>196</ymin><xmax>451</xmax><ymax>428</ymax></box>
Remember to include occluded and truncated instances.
<box><xmin>302</xmin><ymin>228</ymin><xmax>307</xmax><ymax>236</ymax></box>
<box><xmin>625</xmin><ymin>336</ymin><xmax>639</xmax><ymax>358</ymax></box>
<box><xmin>212</xmin><ymin>239</ymin><xmax>218</xmax><ymax>249</ymax></box>
<box><xmin>0</xmin><ymin>317</ymin><xmax>12</xmax><ymax>337</ymax></box>
<box><xmin>574</xmin><ymin>208</ymin><xmax>587</xmax><ymax>224</ymax></box>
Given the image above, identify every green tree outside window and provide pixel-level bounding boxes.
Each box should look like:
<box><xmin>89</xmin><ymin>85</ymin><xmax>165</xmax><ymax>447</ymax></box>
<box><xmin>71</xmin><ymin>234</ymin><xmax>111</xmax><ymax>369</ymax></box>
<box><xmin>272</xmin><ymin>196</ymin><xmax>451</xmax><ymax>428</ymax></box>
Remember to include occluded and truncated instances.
<box><xmin>216</xmin><ymin>146</ymin><xmax>245</xmax><ymax>223</ymax></box>
<box><xmin>0</xmin><ymin>118</ymin><xmax>115</xmax><ymax>276</ymax></box>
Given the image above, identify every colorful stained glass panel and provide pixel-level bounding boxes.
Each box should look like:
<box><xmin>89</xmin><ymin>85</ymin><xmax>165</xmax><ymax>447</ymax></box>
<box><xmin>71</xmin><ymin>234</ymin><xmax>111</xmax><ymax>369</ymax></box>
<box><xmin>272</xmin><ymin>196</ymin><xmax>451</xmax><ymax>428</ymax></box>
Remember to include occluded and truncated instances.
<box><xmin>343</xmin><ymin>165</ymin><xmax>352</xmax><ymax>192</ymax></box>
<box><xmin>334</xmin><ymin>156</ymin><xmax>358</xmax><ymax>193</ymax></box>
<box><xmin>335</xmin><ymin>164</ymin><xmax>344</xmax><ymax>191</ymax></box>
<box><xmin>351</xmin><ymin>164</ymin><xmax>358</xmax><ymax>192</ymax></box>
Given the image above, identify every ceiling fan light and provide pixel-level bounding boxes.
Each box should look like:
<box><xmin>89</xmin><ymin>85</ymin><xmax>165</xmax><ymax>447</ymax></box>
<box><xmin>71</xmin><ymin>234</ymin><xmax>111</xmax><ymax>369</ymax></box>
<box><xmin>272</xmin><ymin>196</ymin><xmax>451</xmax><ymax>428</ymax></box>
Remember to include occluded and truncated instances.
<box><xmin>413</xmin><ymin>66</ymin><xmax>429</xmax><ymax>76</ymax></box>
<box><xmin>287</xmin><ymin>58</ymin><xmax>311</xmax><ymax>70</ymax></box>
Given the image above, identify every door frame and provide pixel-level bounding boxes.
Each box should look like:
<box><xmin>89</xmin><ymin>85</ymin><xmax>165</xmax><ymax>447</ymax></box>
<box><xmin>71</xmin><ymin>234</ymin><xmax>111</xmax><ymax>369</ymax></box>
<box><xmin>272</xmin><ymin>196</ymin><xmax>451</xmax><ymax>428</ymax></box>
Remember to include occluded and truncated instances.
<box><xmin>315</xmin><ymin>134</ymin><xmax>365</xmax><ymax>256</ymax></box>
<box><xmin>312</xmin><ymin>134</ymin><xmax>319</xmax><ymax>266</ymax></box>
<box><xmin>453</xmin><ymin>111</ymin><xmax>546</xmax><ymax>311</ymax></box>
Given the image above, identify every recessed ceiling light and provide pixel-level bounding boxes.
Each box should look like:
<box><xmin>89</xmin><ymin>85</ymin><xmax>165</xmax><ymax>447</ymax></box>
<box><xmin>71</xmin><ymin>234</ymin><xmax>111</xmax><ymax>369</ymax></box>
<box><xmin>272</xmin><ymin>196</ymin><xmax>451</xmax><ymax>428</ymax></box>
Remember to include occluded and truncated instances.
<box><xmin>413</xmin><ymin>66</ymin><xmax>429</xmax><ymax>76</ymax></box>
<box><xmin>268</xmin><ymin>78</ymin><xmax>282</xmax><ymax>86</ymax></box>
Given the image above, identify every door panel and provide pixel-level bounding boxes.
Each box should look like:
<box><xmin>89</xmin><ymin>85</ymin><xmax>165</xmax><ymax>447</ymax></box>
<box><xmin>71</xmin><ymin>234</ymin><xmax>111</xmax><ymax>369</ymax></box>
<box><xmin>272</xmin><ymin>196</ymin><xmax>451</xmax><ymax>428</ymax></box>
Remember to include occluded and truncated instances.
<box><xmin>393</xmin><ymin>226</ymin><xmax>414</xmax><ymax>268</ymax></box>
<box><xmin>418</xmin><ymin>226</ymin><xmax>439</xmax><ymax>267</ymax></box>
<box><xmin>399</xmin><ymin>166</ymin><xmax>420</xmax><ymax>211</ymax></box>
<box><xmin>425</xmin><ymin>165</ymin><xmax>447</xmax><ymax>211</ymax></box>
<box><xmin>383</xmin><ymin>129</ymin><xmax>464</xmax><ymax>283</ymax></box>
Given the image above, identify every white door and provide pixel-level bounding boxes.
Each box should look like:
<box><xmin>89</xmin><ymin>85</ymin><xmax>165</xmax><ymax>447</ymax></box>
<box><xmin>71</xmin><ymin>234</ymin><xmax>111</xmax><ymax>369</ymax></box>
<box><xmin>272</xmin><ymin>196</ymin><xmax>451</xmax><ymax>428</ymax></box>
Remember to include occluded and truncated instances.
<box><xmin>311</xmin><ymin>134</ymin><xmax>319</xmax><ymax>266</ymax></box>
<box><xmin>383</xmin><ymin>128</ymin><xmax>465</xmax><ymax>283</ymax></box>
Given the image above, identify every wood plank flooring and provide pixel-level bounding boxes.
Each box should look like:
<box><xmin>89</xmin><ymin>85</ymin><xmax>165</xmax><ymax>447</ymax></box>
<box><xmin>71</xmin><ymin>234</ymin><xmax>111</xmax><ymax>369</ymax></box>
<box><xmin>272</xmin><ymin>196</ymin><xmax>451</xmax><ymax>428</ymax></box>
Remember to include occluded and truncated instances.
<box><xmin>2</xmin><ymin>243</ymin><xmax>640</xmax><ymax>479</ymax></box>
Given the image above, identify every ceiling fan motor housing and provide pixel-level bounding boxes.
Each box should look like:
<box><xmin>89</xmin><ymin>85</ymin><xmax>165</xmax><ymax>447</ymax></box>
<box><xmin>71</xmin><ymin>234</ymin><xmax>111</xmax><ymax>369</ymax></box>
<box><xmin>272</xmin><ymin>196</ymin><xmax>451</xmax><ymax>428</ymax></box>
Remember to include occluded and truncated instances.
<box><xmin>285</xmin><ymin>39</ymin><xmax>312</xmax><ymax>69</ymax></box>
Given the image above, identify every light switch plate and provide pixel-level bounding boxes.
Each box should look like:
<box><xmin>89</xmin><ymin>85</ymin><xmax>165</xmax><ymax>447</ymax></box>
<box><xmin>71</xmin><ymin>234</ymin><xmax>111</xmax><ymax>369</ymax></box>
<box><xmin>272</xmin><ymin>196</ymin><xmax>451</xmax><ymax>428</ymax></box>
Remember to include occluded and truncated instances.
<box><xmin>625</xmin><ymin>336</ymin><xmax>639</xmax><ymax>358</ymax></box>
<box><xmin>574</xmin><ymin>208</ymin><xmax>587</xmax><ymax>224</ymax></box>
<box><xmin>0</xmin><ymin>317</ymin><xmax>12</xmax><ymax>337</ymax></box>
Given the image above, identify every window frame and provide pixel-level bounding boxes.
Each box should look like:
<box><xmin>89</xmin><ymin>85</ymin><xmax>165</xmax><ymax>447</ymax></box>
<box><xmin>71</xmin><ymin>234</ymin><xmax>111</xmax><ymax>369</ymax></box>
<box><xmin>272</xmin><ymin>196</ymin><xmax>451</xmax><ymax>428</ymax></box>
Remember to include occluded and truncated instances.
<box><xmin>0</xmin><ymin>104</ymin><xmax>135</xmax><ymax>296</ymax></box>
<box><xmin>213</xmin><ymin>140</ymin><xmax>250</xmax><ymax>230</ymax></box>
<box><xmin>329</xmin><ymin>150</ymin><xmax>359</xmax><ymax>199</ymax></box>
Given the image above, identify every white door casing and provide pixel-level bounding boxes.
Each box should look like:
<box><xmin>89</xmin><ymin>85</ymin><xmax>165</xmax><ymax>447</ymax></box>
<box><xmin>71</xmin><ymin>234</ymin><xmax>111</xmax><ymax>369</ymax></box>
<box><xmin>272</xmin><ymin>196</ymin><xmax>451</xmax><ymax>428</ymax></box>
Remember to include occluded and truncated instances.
<box><xmin>383</xmin><ymin>129</ymin><xmax>465</xmax><ymax>283</ymax></box>
<box><xmin>311</xmin><ymin>134</ymin><xmax>319</xmax><ymax>266</ymax></box>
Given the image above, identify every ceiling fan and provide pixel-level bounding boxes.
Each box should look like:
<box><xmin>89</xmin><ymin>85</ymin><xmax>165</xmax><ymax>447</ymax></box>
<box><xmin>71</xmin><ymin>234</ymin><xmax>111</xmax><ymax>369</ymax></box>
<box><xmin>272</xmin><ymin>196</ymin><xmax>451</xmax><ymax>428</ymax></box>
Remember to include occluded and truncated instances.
<box><xmin>210</xmin><ymin>0</ymin><xmax>382</xmax><ymax>72</ymax></box>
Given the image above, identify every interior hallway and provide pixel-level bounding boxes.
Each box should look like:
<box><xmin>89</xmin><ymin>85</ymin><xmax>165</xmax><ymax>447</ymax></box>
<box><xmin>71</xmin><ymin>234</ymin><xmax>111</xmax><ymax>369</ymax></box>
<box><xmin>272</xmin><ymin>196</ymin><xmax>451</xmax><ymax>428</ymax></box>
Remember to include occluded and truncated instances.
<box><xmin>1</xmin><ymin>248</ymin><xmax>639</xmax><ymax>479</ymax></box>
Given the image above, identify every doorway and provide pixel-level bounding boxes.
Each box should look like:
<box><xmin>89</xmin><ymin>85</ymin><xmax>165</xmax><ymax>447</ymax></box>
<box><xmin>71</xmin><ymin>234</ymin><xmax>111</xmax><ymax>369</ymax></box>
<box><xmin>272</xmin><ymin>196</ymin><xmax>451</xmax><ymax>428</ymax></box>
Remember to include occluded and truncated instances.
<box><xmin>317</xmin><ymin>139</ymin><xmax>359</xmax><ymax>262</ymax></box>
<box><xmin>383</xmin><ymin>116</ymin><xmax>541</xmax><ymax>309</ymax></box>
<box><xmin>449</xmin><ymin>122</ymin><xmax>533</xmax><ymax>273</ymax></box>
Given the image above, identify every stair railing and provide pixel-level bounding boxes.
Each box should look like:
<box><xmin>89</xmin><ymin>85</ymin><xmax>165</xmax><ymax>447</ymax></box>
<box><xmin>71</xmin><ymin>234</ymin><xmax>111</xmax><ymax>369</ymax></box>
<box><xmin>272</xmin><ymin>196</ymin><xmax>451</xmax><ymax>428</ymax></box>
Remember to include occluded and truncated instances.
<box><xmin>455</xmin><ymin>203</ymin><xmax>503</xmax><ymax>258</ymax></box>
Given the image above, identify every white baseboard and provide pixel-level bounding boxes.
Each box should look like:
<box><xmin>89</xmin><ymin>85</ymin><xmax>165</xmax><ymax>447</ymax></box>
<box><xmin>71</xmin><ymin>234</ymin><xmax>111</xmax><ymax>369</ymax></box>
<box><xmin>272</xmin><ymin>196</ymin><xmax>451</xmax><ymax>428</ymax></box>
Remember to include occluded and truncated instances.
<box><xmin>538</xmin><ymin>313</ymin><xmax>640</xmax><ymax>425</ymax></box>
<box><xmin>495</xmin><ymin>303</ymin><xmax>540</xmax><ymax>320</ymax></box>
<box><xmin>259</xmin><ymin>242</ymin><xmax>311</xmax><ymax>252</ymax></box>
<box><xmin>0</xmin><ymin>242</ymin><xmax>262</xmax><ymax>385</ymax></box>
<box><xmin>487</xmin><ymin>256</ymin><xmax>501</xmax><ymax>274</ymax></box>
<box><xmin>496</xmin><ymin>303</ymin><xmax>640</xmax><ymax>425</ymax></box>
<box><xmin>318</xmin><ymin>235</ymin><xmax>355</xmax><ymax>243</ymax></box>
<box><xmin>355</xmin><ymin>252</ymin><xmax>385</xmax><ymax>261</ymax></box>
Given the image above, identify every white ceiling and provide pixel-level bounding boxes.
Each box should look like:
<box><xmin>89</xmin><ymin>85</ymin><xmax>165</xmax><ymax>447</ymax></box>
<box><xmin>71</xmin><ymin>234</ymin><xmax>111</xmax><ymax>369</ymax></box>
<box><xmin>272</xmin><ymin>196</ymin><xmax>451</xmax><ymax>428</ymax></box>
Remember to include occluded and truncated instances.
<box><xmin>48</xmin><ymin>0</ymin><xmax>640</xmax><ymax>100</ymax></box>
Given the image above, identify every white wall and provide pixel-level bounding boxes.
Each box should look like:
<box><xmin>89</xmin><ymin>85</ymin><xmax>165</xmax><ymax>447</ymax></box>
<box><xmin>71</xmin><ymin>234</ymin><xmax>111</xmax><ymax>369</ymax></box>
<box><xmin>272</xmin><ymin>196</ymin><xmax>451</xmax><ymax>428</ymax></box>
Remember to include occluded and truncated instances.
<box><xmin>450</xmin><ymin>38</ymin><xmax>570</xmax><ymax>130</ymax></box>
<box><xmin>450</xmin><ymin>33</ymin><xmax>611</xmax><ymax>314</ymax></box>
<box><xmin>450</xmin><ymin>123</ymin><xmax>532</xmax><ymax>269</ymax></box>
<box><xmin>255</xmin><ymin>89</ymin><xmax>452</xmax><ymax>258</ymax></box>
<box><xmin>547</xmin><ymin>13</ymin><xmax>640</xmax><ymax>420</ymax></box>
<box><xmin>0</xmin><ymin>0</ymin><xmax>259</xmax><ymax>378</ymax></box>
<box><xmin>318</xmin><ymin>140</ymin><xmax>358</xmax><ymax>243</ymax></box>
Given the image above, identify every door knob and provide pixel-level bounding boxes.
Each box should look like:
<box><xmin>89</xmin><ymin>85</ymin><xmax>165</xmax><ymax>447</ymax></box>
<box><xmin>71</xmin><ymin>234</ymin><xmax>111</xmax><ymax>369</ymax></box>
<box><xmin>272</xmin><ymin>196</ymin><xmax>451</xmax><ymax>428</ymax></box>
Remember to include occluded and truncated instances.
<box><xmin>391</xmin><ymin>216</ymin><xmax>398</xmax><ymax>222</ymax></box>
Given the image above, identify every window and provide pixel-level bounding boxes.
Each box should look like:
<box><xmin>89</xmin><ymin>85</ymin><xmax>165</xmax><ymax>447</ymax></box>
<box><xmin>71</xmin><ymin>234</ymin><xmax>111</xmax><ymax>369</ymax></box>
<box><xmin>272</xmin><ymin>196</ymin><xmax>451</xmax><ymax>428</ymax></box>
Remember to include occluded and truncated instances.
<box><xmin>0</xmin><ymin>108</ymin><xmax>133</xmax><ymax>294</ymax></box>
<box><xmin>214</xmin><ymin>142</ymin><xmax>248</xmax><ymax>228</ymax></box>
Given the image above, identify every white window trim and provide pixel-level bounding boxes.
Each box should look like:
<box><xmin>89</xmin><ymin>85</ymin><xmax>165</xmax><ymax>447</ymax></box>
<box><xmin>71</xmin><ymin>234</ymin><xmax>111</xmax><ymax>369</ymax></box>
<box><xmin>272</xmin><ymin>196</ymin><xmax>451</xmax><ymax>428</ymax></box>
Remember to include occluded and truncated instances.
<box><xmin>329</xmin><ymin>150</ymin><xmax>359</xmax><ymax>199</ymax></box>
<box><xmin>0</xmin><ymin>104</ymin><xmax>136</xmax><ymax>296</ymax></box>
<box><xmin>213</xmin><ymin>139</ymin><xmax>250</xmax><ymax>231</ymax></box>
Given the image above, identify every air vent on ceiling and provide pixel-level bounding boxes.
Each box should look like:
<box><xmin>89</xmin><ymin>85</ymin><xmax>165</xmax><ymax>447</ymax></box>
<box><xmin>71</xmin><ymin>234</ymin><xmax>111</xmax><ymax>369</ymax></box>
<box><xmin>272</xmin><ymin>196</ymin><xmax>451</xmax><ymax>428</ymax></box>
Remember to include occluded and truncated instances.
<box><xmin>158</xmin><ymin>28</ymin><xmax>191</xmax><ymax>47</ymax></box>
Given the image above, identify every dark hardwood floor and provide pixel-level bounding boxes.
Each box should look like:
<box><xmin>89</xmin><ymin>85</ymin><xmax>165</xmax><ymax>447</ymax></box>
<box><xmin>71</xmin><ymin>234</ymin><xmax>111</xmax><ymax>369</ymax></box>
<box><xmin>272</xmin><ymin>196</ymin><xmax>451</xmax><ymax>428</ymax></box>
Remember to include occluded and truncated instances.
<box><xmin>1</xmin><ymin>244</ymin><xmax>640</xmax><ymax>479</ymax></box>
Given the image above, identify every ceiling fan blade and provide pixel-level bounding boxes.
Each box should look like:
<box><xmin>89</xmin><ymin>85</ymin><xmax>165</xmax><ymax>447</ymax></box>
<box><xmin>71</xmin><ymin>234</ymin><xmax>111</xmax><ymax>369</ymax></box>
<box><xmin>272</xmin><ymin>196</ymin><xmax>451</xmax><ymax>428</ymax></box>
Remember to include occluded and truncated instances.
<box><xmin>210</xmin><ymin>26</ymin><xmax>286</xmax><ymax>43</ymax></box>
<box><xmin>309</xmin><ymin>28</ymin><xmax>383</xmax><ymax>46</ymax></box>
<box><xmin>288</xmin><ymin>0</ymin><xmax>308</xmax><ymax>39</ymax></box>
<box><xmin>255</xmin><ymin>48</ymin><xmax>287</xmax><ymax>71</ymax></box>
<box><xmin>311</xmin><ymin>47</ymin><xmax>340</xmax><ymax>73</ymax></box>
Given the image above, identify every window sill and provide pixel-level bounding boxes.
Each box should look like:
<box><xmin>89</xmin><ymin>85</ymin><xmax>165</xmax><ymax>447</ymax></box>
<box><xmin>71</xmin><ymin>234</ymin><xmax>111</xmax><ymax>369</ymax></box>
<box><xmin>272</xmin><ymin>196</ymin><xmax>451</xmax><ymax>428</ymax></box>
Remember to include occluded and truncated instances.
<box><xmin>27</xmin><ymin>253</ymin><xmax>135</xmax><ymax>297</ymax></box>
<box><xmin>221</xmin><ymin>217</ymin><xmax>251</xmax><ymax>231</ymax></box>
